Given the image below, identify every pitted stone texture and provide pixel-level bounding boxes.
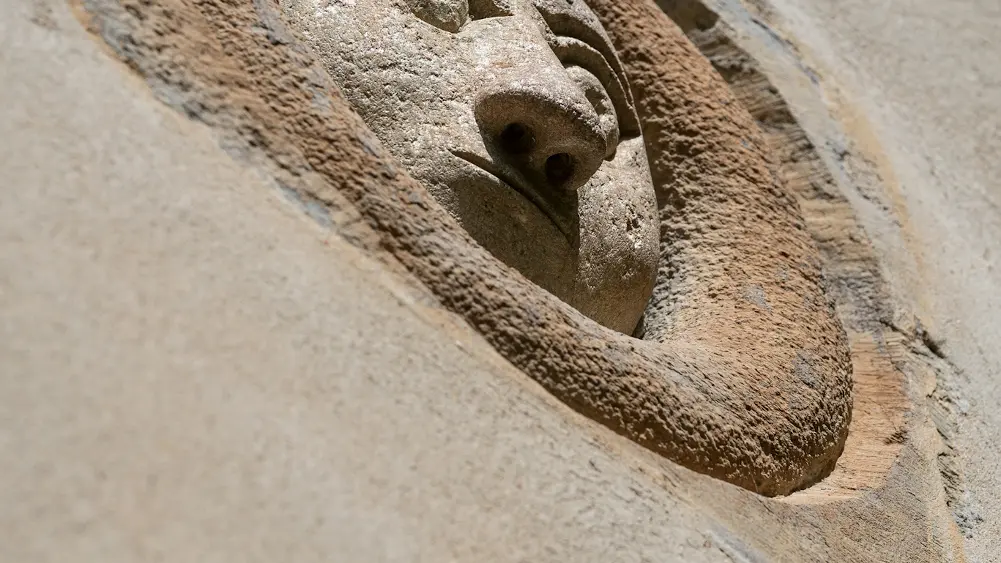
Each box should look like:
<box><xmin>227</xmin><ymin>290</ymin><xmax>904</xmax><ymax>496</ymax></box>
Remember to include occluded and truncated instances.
<box><xmin>79</xmin><ymin>0</ymin><xmax>852</xmax><ymax>495</ymax></box>
<box><xmin>590</xmin><ymin>0</ymin><xmax>853</xmax><ymax>490</ymax></box>
<box><xmin>281</xmin><ymin>0</ymin><xmax>659</xmax><ymax>334</ymax></box>
<box><xmin>407</xmin><ymin>0</ymin><xmax>469</xmax><ymax>32</ymax></box>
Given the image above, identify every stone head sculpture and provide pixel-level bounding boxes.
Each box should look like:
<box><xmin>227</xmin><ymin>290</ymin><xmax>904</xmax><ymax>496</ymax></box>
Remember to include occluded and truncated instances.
<box><xmin>281</xmin><ymin>0</ymin><xmax>659</xmax><ymax>334</ymax></box>
<box><xmin>267</xmin><ymin>0</ymin><xmax>856</xmax><ymax>496</ymax></box>
<box><xmin>83</xmin><ymin>0</ymin><xmax>857</xmax><ymax>496</ymax></box>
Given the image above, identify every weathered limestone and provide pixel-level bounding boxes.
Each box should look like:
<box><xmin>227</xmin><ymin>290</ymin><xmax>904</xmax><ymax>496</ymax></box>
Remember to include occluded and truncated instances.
<box><xmin>4</xmin><ymin>0</ymin><xmax>996</xmax><ymax>559</ymax></box>
<box><xmin>254</xmin><ymin>0</ymin><xmax>851</xmax><ymax>495</ymax></box>
<box><xmin>281</xmin><ymin>0</ymin><xmax>660</xmax><ymax>335</ymax></box>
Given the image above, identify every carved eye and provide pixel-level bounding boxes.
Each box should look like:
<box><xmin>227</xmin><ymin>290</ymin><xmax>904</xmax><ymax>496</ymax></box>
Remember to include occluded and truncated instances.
<box><xmin>407</xmin><ymin>0</ymin><xmax>469</xmax><ymax>32</ymax></box>
<box><xmin>408</xmin><ymin>0</ymin><xmax>513</xmax><ymax>33</ymax></box>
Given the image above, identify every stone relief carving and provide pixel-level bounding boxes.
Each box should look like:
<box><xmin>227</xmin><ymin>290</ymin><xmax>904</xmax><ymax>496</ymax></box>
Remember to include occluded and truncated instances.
<box><xmin>275</xmin><ymin>0</ymin><xmax>855</xmax><ymax>495</ymax></box>
<box><xmin>282</xmin><ymin>0</ymin><xmax>660</xmax><ymax>334</ymax></box>
<box><xmin>80</xmin><ymin>0</ymin><xmax>857</xmax><ymax>495</ymax></box>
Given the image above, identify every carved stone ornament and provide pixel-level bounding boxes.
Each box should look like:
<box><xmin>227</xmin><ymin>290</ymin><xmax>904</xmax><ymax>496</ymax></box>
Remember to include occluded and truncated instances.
<box><xmin>81</xmin><ymin>0</ymin><xmax>854</xmax><ymax>495</ymax></box>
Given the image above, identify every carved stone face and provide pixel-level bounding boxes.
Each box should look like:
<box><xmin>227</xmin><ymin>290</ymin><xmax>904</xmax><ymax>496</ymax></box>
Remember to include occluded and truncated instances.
<box><xmin>280</xmin><ymin>0</ymin><xmax>659</xmax><ymax>334</ymax></box>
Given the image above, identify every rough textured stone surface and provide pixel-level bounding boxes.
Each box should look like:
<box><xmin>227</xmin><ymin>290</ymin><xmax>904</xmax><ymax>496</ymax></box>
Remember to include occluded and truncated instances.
<box><xmin>1</xmin><ymin>6</ymin><xmax>727</xmax><ymax>559</ymax></box>
<box><xmin>73</xmin><ymin>0</ymin><xmax>854</xmax><ymax>495</ymax></box>
<box><xmin>281</xmin><ymin>0</ymin><xmax>660</xmax><ymax>335</ymax></box>
<box><xmin>3</xmin><ymin>0</ymin><xmax>997</xmax><ymax>558</ymax></box>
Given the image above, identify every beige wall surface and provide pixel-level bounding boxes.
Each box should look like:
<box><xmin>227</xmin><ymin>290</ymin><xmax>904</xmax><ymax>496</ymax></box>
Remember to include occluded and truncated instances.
<box><xmin>3</xmin><ymin>0</ymin><xmax>1000</xmax><ymax>560</ymax></box>
<box><xmin>757</xmin><ymin>0</ymin><xmax>1001</xmax><ymax>557</ymax></box>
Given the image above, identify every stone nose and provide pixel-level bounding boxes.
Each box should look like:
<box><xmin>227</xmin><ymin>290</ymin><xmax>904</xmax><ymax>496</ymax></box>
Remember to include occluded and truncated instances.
<box><xmin>474</xmin><ymin>82</ymin><xmax>607</xmax><ymax>196</ymax></box>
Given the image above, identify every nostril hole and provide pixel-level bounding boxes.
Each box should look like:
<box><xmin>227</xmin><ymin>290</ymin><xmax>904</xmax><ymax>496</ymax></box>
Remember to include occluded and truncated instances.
<box><xmin>545</xmin><ymin>153</ymin><xmax>575</xmax><ymax>187</ymax></box>
<box><xmin>499</xmin><ymin>123</ymin><xmax>535</xmax><ymax>154</ymax></box>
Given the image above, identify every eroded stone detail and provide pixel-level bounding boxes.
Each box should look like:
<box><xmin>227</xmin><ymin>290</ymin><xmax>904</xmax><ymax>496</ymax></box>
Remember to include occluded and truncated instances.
<box><xmin>282</xmin><ymin>0</ymin><xmax>660</xmax><ymax>335</ymax></box>
<box><xmin>79</xmin><ymin>0</ymin><xmax>854</xmax><ymax>495</ymax></box>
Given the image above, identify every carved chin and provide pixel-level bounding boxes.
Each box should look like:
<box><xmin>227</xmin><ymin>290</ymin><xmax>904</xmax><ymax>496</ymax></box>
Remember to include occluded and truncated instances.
<box><xmin>436</xmin><ymin>136</ymin><xmax>659</xmax><ymax>335</ymax></box>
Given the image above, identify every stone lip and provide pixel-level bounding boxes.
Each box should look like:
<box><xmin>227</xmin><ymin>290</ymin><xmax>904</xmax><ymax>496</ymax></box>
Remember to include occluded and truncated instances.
<box><xmin>78</xmin><ymin>0</ymin><xmax>852</xmax><ymax>496</ymax></box>
<box><xmin>448</xmin><ymin>147</ymin><xmax>576</xmax><ymax>241</ymax></box>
